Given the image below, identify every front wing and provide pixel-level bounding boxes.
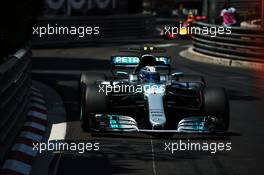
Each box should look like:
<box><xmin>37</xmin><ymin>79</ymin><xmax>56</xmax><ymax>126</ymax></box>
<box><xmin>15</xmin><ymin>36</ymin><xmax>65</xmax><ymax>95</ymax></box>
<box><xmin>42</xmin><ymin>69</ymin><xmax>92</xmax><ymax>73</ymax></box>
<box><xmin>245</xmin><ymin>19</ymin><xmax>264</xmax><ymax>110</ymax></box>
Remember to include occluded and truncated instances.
<box><xmin>89</xmin><ymin>114</ymin><xmax>217</xmax><ymax>133</ymax></box>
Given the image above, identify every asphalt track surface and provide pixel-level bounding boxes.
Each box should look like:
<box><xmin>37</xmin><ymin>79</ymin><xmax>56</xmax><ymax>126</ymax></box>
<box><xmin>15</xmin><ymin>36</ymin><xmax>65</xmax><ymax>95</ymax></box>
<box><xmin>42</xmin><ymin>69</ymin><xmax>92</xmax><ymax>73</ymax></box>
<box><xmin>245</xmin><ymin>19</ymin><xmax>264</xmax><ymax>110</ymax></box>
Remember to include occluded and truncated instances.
<box><xmin>32</xmin><ymin>40</ymin><xmax>264</xmax><ymax>175</ymax></box>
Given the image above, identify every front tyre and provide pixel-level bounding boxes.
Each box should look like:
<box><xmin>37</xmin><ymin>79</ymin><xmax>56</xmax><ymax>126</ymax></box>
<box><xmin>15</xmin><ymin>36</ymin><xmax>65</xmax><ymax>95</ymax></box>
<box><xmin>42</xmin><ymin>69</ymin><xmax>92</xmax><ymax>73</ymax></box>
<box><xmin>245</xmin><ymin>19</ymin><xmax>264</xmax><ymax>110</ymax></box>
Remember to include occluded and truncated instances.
<box><xmin>81</xmin><ymin>84</ymin><xmax>108</xmax><ymax>131</ymax></box>
<box><xmin>79</xmin><ymin>72</ymin><xmax>107</xmax><ymax>131</ymax></box>
<box><xmin>204</xmin><ymin>87</ymin><xmax>230</xmax><ymax>131</ymax></box>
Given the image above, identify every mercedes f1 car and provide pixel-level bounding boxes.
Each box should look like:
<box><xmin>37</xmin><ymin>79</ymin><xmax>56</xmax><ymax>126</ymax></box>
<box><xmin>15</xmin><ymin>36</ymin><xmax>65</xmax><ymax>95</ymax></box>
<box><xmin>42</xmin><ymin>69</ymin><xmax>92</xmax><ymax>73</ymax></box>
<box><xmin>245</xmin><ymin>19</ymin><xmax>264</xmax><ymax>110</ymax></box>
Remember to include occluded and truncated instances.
<box><xmin>79</xmin><ymin>47</ymin><xmax>229</xmax><ymax>133</ymax></box>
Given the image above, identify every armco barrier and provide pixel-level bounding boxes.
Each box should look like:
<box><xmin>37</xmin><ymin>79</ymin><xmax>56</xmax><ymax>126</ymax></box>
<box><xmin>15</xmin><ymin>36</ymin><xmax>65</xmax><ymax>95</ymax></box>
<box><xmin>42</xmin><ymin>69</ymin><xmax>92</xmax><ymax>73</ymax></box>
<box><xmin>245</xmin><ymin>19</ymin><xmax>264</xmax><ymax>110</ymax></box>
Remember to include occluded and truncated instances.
<box><xmin>192</xmin><ymin>22</ymin><xmax>264</xmax><ymax>63</ymax></box>
<box><xmin>33</xmin><ymin>14</ymin><xmax>155</xmax><ymax>46</ymax></box>
<box><xmin>0</xmin><ymin>47</ymin><xmax>32</xmax><ymax>163</ymax></box>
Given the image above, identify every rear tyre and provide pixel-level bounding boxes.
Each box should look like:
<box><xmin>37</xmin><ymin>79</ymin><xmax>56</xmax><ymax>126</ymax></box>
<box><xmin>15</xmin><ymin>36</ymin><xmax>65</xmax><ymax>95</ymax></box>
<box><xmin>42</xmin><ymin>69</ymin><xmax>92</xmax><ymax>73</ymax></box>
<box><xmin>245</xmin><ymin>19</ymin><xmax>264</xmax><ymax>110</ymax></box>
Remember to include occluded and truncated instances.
<box><xmin>204</xmin><ymin>87</ymin><xmax>230</xmax><ymax>131</ymax></box>
<box><xmin>80</xmin><ymin>72</ymin><xmax>106</xmax><ymax>86</ymax></box>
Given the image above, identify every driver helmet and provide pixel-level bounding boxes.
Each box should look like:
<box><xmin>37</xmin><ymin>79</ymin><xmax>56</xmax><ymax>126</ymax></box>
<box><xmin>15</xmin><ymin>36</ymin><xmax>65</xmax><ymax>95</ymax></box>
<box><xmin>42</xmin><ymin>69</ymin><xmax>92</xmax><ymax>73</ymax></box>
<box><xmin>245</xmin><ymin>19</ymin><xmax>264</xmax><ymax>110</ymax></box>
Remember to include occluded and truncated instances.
<box><xmin>139</xmin><ymin>66</ymin><xmax>160</xmax><ymax>83</ymax></box>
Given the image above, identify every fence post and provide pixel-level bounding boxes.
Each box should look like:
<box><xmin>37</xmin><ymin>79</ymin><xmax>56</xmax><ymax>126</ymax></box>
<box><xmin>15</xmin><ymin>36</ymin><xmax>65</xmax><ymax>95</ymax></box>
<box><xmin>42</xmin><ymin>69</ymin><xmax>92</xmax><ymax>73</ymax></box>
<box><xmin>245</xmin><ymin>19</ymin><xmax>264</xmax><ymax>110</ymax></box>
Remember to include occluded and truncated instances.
<box><xmin>202</xmin><ymin>0</ymin><xmax>208</xmax><ymax>17</ymax></box>
<box><xmin>208</xmin><ymin>0</ymin><xmax>217</xmax><ymax>24</ymax></box>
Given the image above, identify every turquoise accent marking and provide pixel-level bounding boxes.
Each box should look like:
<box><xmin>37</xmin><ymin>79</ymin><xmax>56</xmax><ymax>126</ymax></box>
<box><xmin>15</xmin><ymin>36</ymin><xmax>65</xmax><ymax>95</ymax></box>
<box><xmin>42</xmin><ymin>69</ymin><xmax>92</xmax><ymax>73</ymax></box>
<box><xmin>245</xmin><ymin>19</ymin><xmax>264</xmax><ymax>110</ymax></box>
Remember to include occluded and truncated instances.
<box><xmin>112</xmin><ymin>57</ymin><xmax>140</xmax><ymax>64</ymax></box>
<box><xmin>189</xmin><ymin>116</ymin><xmax>207</xmax><ymax>131</ymax></box>
<box><xmin>108</xmin><ymin>115</ymin><xmax>123</xmax><ymax>129</ymax></box>
<box><xmin>112</xmin><ymin>56</ymin><xmax>170</xmax><ymax>65</ymax></box>
<box><xmin>156</xmin><ymin>57</ymin><xmax>170</xmax><ymax>64</ymax></box>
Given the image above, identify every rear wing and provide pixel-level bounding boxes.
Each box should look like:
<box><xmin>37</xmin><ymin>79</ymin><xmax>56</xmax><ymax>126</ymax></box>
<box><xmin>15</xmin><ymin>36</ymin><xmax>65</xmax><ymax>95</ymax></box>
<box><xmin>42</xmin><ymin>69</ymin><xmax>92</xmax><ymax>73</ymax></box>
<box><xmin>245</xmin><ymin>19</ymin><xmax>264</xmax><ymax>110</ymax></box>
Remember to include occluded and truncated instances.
<box><xmin>111</xmin><ymin>56</ymin><xmax>171</xmax><ymax>76</ymax></box>
<box><xmin>119</xmin><ymin>47</ymin><xmax>166</xmax><ymax>54</ymax></box>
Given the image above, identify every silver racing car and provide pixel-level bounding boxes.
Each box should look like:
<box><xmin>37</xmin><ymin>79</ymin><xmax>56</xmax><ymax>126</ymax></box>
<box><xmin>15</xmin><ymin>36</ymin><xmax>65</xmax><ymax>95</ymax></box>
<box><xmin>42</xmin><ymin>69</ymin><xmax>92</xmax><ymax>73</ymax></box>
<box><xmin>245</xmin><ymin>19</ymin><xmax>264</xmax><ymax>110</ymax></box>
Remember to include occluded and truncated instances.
<box><xmin>79</xmin><ymin>47</ymin><xmax>229</xmax><ymax>133</ymax></box>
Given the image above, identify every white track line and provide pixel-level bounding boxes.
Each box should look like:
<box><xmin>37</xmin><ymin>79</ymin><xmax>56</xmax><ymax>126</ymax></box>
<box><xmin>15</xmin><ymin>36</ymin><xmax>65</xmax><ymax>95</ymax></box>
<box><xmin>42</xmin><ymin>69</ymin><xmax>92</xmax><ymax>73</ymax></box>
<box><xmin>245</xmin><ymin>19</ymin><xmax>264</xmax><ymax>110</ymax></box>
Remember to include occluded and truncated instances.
<box><xmin>48</xmin><ymin>122</ymin><xmax>67</xmax><ymax>141</ymax></box>
<box><xmin>154</xmin><ymin>43</ymin><xmax>178</xmax><ymax>48</ymax></box>
<box><xmin>150</xmin><ymin>138</ymin><xmax>157</xmax><ymax>175</ymax></box>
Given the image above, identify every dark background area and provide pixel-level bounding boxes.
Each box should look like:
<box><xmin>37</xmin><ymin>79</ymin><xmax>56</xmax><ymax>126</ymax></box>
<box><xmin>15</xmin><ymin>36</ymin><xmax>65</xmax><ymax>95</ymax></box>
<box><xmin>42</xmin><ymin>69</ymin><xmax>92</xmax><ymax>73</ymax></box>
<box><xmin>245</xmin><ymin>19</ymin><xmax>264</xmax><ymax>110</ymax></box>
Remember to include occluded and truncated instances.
<box><xmin>0</xmin><ymin>0</ymin><xmax>43</xmax><ymax>57</ymax></box>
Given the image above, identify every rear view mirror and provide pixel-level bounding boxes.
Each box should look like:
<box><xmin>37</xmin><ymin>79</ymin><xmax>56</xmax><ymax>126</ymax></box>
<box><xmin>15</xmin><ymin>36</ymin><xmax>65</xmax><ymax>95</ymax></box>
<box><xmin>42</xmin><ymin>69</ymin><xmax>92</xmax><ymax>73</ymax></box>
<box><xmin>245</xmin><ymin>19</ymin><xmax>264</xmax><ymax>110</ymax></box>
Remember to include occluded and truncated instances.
<box><xmin>172</xmin><ymin>72</ymin><xmax>184</xmax><ymax>78</ymax></box>
<box><xmin>116</xmin><ymin>71</ymin><xmax>129</xmax><ymax>77</ymax></box>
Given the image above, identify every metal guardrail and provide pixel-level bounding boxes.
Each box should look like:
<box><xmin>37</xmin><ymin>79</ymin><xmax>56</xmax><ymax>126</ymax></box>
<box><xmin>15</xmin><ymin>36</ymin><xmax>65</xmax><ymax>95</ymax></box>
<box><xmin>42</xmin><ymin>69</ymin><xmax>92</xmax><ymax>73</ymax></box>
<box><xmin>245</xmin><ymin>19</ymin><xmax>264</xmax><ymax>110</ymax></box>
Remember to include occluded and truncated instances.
<box><xmin>192</xmin><ymin>22</ymin><xmax>264</xmax><ymax>63</ymax></box>
<box><xmin>0</xmin><ymin>47</ymin><xmax>32</xmax><ymax>163</ymax></box>
<box><xmin>33</xmin><ymin>14</ymin><xmax>155</xmax><ymax>46</ymax></box>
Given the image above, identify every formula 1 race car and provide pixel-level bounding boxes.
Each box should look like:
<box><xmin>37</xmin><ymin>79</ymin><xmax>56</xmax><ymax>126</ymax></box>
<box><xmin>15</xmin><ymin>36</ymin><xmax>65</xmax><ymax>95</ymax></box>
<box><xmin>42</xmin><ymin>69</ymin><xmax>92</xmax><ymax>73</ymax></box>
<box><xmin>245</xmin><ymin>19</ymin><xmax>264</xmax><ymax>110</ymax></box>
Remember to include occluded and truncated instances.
<box><xmin>79</xmin><ymin>47</ymin><xmax>229</xmax><ymax>133</ymax></box>
<box><xmin>165</xmin><ymin>22</ymin><xmax>190</xmax><ymax>39</ymax></box>
<box><xmin>164</xmin><ymin>12</ymin><xmax>207</xmax><ymax>39</ymax></box>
